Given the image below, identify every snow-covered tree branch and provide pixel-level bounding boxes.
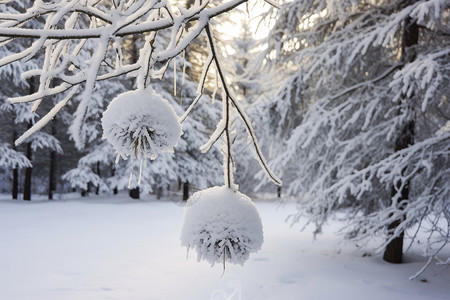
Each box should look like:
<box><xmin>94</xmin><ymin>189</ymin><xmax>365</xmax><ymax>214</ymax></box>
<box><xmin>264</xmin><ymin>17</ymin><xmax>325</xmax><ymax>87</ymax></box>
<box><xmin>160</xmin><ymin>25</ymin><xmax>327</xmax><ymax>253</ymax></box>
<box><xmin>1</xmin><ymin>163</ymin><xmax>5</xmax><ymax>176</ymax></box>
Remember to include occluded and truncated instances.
<box><xmin>0</xmin><ymin>0</ymin><xmax>282</xmax><ymax>267</ymax></box>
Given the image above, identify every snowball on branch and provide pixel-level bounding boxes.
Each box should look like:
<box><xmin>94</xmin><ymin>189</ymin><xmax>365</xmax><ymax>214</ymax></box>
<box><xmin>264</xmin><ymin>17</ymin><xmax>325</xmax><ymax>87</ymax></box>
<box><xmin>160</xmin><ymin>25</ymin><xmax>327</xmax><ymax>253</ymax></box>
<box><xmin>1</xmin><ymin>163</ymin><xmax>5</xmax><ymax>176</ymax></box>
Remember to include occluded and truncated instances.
<box><xmin>180</xmin><ymin>186</ymin><xmax>264</xmax><ymax>267</ymax></box>
<box><xmin>101</xmin><ymin>88</ymin><xmax>182</xmax><ymax>161</ymax></box>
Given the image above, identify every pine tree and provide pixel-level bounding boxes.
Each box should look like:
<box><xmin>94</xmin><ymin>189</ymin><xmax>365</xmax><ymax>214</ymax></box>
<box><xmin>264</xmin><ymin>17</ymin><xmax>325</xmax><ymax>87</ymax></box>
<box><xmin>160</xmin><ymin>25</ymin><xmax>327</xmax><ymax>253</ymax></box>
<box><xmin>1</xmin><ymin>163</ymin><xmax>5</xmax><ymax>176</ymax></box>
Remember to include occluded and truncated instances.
<box><xmin>263</xmin><ymin>0</ymin><xmax>449</xmax><ymax>270</ymax></box>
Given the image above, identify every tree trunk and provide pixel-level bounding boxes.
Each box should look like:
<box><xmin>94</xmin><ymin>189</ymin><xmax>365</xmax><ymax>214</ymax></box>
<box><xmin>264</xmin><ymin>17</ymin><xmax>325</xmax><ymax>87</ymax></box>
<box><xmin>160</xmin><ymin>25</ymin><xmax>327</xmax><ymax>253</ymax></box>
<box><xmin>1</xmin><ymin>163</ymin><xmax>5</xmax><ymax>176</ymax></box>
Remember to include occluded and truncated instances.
<box><xmin>95</xmin><ymin>162</ymin><xmax>100</xmax><ymax>195</ymax></box>
<box><xmin>129</xmin><ymin>187</ymin><xmax>140</xmax><ymax>199</ymax></box>
<box><xmin>157</xmin><ymin>186</ymin><xmax>163</xmax><ymax>200</ymax></box>
<box><xmin>383</xmin><ymin>120</ymin><xmax>415</xmax><ymax>263</ymax></box>
<box><xmin>48</xmin><ymin>149</ymin><xmax>56</xmax><ymax>200</ymax></box>
<box><xmin>111</xmin><ymin>165</ymin><xmax>118</xmax><ymax>195</ymax></box>
<box><xmin>23</xmin><ymin>77</ymin><xmax>37</xmax><ymax>201</ymax></box>
<box><xmin>383</xmin><ymin>17</ymin><xmax>418</xmax><ymax>264</ymax></box>
<box><xmin>183</xmin><ymin>181</ymin><xmax>189</xmax><ymax>201</ymax></box>
<box><xmin>48</xmin><ymin>116</ymin><xmax>57</xmax><ymax>200</ymax></box>
<box><xmin>23</xmin><ymin>122</ymin><xmax>33</xmax><ymax>201</ymax></box>
<box><xmin>12</xmin><ymin>130</ymin><xmax>18</xmax><ymax>200</ymax></box>
<box><xmin>12</xmin><ymin>168</ymin><xmax>19</xmax><ymax>200</ymax></box>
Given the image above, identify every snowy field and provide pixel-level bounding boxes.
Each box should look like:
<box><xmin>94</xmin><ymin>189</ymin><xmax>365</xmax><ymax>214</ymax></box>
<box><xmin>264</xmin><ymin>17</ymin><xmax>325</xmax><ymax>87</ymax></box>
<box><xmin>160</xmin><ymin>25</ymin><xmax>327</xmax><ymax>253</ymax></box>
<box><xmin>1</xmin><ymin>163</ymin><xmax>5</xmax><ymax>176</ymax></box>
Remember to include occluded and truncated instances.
<box><xmin>0</xmin><ymin>194</ymin><xmax>449</xmax><ymax>300</ymax></box>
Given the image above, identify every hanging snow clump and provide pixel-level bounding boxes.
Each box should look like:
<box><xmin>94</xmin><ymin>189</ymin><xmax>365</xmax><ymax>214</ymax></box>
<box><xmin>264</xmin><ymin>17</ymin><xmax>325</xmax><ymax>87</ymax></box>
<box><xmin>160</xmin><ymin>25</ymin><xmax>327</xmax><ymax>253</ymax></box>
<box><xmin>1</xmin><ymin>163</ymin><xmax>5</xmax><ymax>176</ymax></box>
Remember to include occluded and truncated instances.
<box><xmin>101</xmin><ymin>88</ymin><xmax>182</xmax><ymax>161</ymax></box>
<box><xmin>180</xmin><ymin>186</ymin><xmax>264</xmax><ymax>267</ymax></box>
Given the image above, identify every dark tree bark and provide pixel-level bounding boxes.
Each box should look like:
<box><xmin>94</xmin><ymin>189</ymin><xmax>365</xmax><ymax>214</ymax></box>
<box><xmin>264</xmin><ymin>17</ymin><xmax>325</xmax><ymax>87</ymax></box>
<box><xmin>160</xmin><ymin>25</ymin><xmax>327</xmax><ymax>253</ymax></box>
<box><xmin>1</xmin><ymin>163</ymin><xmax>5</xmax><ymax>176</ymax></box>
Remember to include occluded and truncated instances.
<box><xmin>111</xmin><ymin>165</ymin><xmax>118</xmax><ymax>195</ymax></box>
<box><xmin>157</xmin><ymin>186</ymin><xmax>163</xmax><ymax>200</ymax></box>
<box><xmin>12</xmin><ymin>168</ymin><xmax>19</xmax><ymax>200</ymax></box>
<box><xmin>48</xmin><ymin>149</ymin><xmax>56</xmax><ymax>200</ymax></box>
<box><xmin>183</xmin><ymin>181</ymin><xmax>189</xmax><ymax>201</ymax></box>
<box><xmin>383</xmin><ymin>121</ymin><xmax>415</xmax><ymax>263</ymax></box>
<box><xmin>95</xmin><ymin>162</ymin><xmax>100</xmax><ymax>195</ymax></box>
<box><xmin>129</xmin><ymin>187</ymin><xmax>140</xmax><ymax>199</ymax></box>
<box><xmin>23</xmin><ymin>77</ymin><xmax>37</xmax><ymax>201</ymax></box>
<box><xmin>48</xmin><ymin>120</ymin><xmax>57</xmax><ymax>200</ymax></box>
<box><xmin>23</xmin><ymin>128</ymin><xmax>32</xmax><ymax>201</ymax></box>
<box><xmin>383</xmin><ymin>17</ymin><xmax>418</xmax><ymax>264</ymax></box>
<box><xmin>12</xmin><ymin>130</ymin><xmax>18</xmax><ymax>200</ymax></box>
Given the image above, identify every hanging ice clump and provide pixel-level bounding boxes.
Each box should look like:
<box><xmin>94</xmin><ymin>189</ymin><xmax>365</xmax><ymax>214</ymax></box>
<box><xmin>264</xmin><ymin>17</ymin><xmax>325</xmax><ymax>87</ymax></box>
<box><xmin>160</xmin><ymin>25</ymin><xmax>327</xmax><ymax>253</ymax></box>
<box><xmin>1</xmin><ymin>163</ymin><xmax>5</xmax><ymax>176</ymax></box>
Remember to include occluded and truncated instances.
<box><xmin>101</xmin><ymin>88</ymin><xmax>182</xmax><ymax>161</ymax></box>
<box><xmin>180</xmin><ymin>186</ymin><xmax>264</xmax><ymax>267</ymax></box>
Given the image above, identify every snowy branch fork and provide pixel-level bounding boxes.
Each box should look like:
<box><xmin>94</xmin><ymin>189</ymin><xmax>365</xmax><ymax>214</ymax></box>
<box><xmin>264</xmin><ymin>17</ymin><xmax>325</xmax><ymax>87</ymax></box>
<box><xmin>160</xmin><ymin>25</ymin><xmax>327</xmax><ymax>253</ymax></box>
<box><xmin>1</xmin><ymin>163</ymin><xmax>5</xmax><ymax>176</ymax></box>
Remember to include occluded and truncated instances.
<box><xmin>0</xmin><ymin>0</ymin><xmax>281</xmax><ymax>187</ymax></box>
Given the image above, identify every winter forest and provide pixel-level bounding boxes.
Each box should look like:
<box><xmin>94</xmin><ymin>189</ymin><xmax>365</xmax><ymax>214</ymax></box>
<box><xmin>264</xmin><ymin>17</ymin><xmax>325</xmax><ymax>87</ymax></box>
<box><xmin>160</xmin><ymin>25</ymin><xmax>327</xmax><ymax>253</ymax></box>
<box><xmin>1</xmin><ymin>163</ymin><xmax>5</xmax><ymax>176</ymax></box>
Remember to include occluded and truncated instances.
<box><xmin>0</xmin><ymin>0</ymin><xmax>449</xmax><ymax>299</ymax></box>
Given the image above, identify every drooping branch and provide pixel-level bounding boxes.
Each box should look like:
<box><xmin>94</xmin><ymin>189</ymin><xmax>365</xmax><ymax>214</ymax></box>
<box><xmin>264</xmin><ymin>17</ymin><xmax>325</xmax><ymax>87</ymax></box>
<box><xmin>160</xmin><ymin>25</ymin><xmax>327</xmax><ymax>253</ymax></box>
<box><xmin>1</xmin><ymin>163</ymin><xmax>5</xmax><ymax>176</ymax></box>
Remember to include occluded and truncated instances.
<box><xmin>203</xmin><ymin>24</ymin><xmax>282</xmax><ymax>187</ymax></box>
<box><xmin>0</xmin><ymin>0</ymin><xmax>284</xmax><ymax>181</ymax></box>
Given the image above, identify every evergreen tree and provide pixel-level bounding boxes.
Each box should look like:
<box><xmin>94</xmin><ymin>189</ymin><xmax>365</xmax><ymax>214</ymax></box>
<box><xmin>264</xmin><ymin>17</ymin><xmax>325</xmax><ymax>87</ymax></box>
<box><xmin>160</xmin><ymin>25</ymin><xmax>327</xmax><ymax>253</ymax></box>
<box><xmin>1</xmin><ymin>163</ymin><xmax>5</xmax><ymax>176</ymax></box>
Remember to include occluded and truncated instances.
<box><xmin>263</xmin><ymin>0</ymin><xmax>449</xmax><ymax>269</ymax></box>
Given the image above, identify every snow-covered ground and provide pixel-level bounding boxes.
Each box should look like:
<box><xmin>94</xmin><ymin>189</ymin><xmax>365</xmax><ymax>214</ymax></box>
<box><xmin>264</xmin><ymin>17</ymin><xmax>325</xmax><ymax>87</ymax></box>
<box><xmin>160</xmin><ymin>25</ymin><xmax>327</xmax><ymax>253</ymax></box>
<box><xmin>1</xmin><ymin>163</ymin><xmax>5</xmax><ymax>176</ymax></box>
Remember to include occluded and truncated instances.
<box><xmin>0</xmin><ymin>194</ymin><xmax>449</xmax><ymax>300</ymax></box>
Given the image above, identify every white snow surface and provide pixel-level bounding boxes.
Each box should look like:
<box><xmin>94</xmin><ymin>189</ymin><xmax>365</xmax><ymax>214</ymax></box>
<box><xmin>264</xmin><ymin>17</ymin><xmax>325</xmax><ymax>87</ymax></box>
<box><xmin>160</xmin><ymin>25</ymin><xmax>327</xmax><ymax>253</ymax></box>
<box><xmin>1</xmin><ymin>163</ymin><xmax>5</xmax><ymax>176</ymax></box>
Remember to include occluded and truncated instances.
<box><xmin>101</xmin><ymin>88</ymin><xmax>182</xmax><ymax>161</ymax></box>
<box><xmin>180</xmin><ymin>186</ymin><xmax>263</xmax><ymax>266</ymax></box>
<box><xmin>0</xmin><ymin>194</ymin><xmax>449</xmax><ymax>300</ymax></box>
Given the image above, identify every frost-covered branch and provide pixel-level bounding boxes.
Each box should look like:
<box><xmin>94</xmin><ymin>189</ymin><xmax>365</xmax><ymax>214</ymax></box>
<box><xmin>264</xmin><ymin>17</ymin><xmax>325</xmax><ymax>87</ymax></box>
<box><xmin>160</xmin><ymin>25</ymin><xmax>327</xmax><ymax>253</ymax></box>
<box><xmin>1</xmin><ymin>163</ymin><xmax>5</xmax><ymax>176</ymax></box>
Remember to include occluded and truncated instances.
<box><xmin>201</xmin><ymin>24</ymin><xmax>281</xmax><ymax>188</ymax></box>
<box><xmin>0</xmin><ymin>0</ymin><xmax>255</xmax><ymax>148</ymax></box>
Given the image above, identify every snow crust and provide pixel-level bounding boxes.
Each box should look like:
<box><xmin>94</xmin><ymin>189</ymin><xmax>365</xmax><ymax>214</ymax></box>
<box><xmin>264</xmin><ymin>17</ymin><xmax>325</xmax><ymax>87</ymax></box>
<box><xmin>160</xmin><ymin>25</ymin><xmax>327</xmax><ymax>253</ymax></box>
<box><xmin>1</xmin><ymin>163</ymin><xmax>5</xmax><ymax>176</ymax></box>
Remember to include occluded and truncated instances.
<box><xmin>101</xmin><ymin>88</ymin><xmax>182</xmax><ymax>161</ymax></box>
<box><xmin>180</xmin><ymin>186</ymin><xmax>263</xmax><ymax>266</ymax></box>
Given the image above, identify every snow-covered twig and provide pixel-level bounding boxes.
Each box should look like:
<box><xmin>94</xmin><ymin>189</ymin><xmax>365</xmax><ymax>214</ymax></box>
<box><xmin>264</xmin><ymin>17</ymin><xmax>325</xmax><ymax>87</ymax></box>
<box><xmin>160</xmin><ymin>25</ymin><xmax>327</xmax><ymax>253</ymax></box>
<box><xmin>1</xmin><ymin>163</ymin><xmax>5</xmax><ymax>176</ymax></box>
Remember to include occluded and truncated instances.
<box><xmin>204</xmin><ymin>24</ymin><xmax>281</xmax><ymax>187</ymax></box>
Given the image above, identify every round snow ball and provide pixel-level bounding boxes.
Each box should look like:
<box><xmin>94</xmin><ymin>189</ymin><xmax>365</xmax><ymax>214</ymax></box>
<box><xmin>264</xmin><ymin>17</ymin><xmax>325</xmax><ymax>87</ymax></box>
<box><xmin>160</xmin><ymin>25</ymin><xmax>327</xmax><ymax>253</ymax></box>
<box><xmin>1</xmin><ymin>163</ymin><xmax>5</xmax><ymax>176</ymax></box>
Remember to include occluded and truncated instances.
<box><xmin>180</xmin><ymin>186</ymin><xmax>264</xmax><ymax>266</ymax></box>
<box><xmin>101</xmin><ymin>89</ymin><xmax>182</xmax><ymax>160</ymax></box>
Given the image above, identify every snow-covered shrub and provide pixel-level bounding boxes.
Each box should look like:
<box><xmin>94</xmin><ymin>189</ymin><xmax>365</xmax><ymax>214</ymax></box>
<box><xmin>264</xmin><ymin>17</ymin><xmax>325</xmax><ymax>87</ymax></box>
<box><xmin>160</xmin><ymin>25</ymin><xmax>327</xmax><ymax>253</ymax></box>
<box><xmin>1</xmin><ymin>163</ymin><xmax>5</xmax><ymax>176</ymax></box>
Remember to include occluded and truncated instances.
<box><xmin>101</xmin><ymin>88</ymin><xmax>182</xmax><ymax>161</ymax></box>
<box><xmin>180</xmin><ymin>186</ymin><xmax>263</xmax><ymax>267</ymax></box>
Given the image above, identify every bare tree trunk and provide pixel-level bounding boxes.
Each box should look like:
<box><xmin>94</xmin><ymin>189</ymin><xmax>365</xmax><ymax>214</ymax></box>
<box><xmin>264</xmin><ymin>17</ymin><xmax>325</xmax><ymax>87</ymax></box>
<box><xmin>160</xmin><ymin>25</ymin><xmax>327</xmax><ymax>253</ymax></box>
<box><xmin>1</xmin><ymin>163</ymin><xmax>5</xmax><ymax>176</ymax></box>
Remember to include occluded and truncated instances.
<box><xmin>183</xmin><ymin>181</ymin><xmax>189</xmax><ymax>201</ymax></box>
<box><xmin>157</xmin><ymin>186</ymin><xmax>163</xmax><ymax>200</ymax></box>
<box><xmin>383</xmin><ymin>121</ymin><xmax>414</xmax><ymax>263</ymax></box>
<box><xmin>129</xmin><ymin>187</ymin><xmax>140</xmax><ymax>199</ymax></box>
<box><xmin>23</xmin><ymin>129</ymin><xmax>32</xmax><ymax>201</ymax></box>
<box><xmin>383</xmin><ymin>17</ymin><xmax>418</xmax><ymax>264</ymax></box>
<box><xmin>24</xmin><ymin>77</ymin><xmax>37</xmax><ymax>201</ymax></box>
<box><xmin>95</xmin><ymin>162</ymin><xmax>100</xmax><ymax>195</ymax></box>
<box><xmin>48</xmin><ymin>149</ymin><xmax>56</xmax><ymax>200</ymax></box>
<box><xmin>12</xmin><ymin>130</ymin><xmax>18</xmax><ymax>200</ymax></box>
<box><xmin>111</xmin><ymin>165</ymin><xmax>118</xmax><ymax>195</ymax></box>
<box><xmin>12</xmin><ymin>168</ymin><xmax>19</xmax><ymax>199</ymax></box>
<box><xmin>48</xmin><ymin>121</ymin><xmax>57</xmax><ymax>200</ymax></box>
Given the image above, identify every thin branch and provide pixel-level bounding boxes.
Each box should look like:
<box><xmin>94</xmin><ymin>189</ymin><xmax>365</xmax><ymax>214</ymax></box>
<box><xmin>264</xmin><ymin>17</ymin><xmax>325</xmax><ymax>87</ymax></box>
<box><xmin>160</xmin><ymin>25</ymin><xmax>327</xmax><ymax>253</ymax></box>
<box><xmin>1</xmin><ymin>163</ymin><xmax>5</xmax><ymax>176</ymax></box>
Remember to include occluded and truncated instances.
<box><xmin>328</xmin><ymin>63</ymin><xmax>403</xmax><ymax>101</ymax></box>
<box><xmin>197</xmin><ymin>53</ymin><xmax>213</xmax><ymax>94</ymax></box>
<box><xmin>205</xmin><ymin>25</ymin><xmax>233</xmax><ymax>187</ymax></box>
<box><xmin>263</xmin><ymin>0</ymin><xmax>281</xmax><ymax>9</ymax></box>
<box><xmin>15</xmin><ymin>86</ymin><xmax>79</xmax><ymax>146</ymax></box>
<box><xmin>409</xmin><ymin>239</ymin><xmax>448</xmax><ymax>280</ymax></box>
<box><xmin>9</xmin><ymin>63</ymin><xmax>141</xmax><ymax>103</ymax></box>
<box><xmin>180</xmin><ymin>93</ymin><xmax>203</xmax><ymax>123</ymax></box>
<box><xmin>205</xmin><ymin>24</ymin><xmax>281</xmax><ymax>187</ymax></box>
